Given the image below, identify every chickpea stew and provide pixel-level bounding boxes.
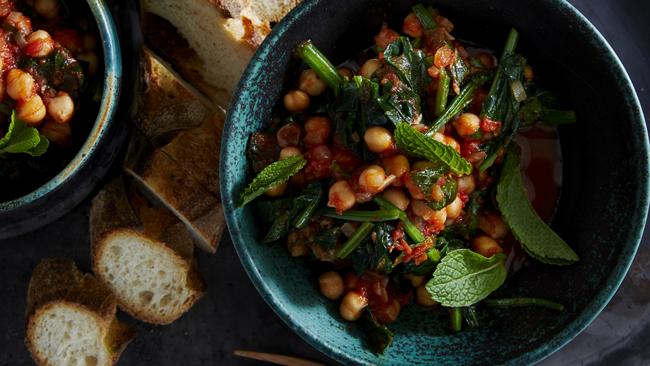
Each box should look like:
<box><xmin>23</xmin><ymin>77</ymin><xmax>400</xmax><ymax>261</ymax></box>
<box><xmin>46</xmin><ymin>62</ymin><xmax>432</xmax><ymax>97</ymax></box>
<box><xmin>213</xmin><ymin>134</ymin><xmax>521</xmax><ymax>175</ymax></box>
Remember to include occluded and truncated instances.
<box><xmin>0</xmin><ymin>0</ymin><xmax>102</xmax><ymax>202</ymax></box>
<box><xmin>240</xmin><ymin>4</ymin><xmax>579</xmax><ymax>353</ymax></box>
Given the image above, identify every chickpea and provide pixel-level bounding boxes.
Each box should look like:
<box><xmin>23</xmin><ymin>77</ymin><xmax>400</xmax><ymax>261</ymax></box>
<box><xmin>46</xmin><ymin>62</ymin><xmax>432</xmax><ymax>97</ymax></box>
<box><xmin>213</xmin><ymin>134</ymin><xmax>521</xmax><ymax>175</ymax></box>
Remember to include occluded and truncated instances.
<box><xmin>5</xmin><ymin>12</ymin><xmax>32</xmax><ymax>35</ymax></box>
<box><xmin>298</xmin><ymin>69</ymin><xmax>327</xmax><ymax>96</ymax></box>
<box><xmin>265</xmin><ymin>181</ymin><xmax>288</xmax><ymax>197</ymax></box>
<box><xmin>445</xmin><ymin>195</ymin><xmax>464</xmax><ymax>220</ymax></box>
<box><xmin>444</xmin><ymin>135</ymin><xmax>461</xmax><ymax>153</ymax></box>
<box><xmin>276</xmin><ymin>122</ymin><xmax>301</xmax><ymax>148</ymax></box>
<box><xmin>432</xmin><ymin>132</ymin><xmax>460</xmax><ymax>153</ymax></box>
<box><xmin>524</xmin><ymin>65</ymin><xmax>534</xmax><ymax>81</ymax></box>
<box><xmin>35</xmin><ymin>0</ymin><xmax>60</xmax><ymax>19</ymax></box>
<box><xmin>432</xmin><ymin>132</ymin><xmax>445</xmax><ymax>143</ymax></box>
<box><xmin>76</xmin><ymin>52</ymin><xmax>99</xmax><ymax>76</ymax></box>
<box><xmin>283</xmin><ymin>90</ymin><xmax>311</xmax><ymax>113</ymax></box>
<box><xmin>6</xmin><ymin>69</ymin><xmax>35</xmax><ymax>101</ymax></box>
<box><xmin>412</xmin><ymin>160</ymin><xmax>435</xmax><ymax>171</ymax></box>
<box><xmin>430</xmin><ymin>185</ymin><xmax>444</xmax><ymax>202</ymax></box>
<box><xmin>287</xmin><ymin>232</ymin><xmax>310</xmax><ymax>257</ymax></box>
<box><xmin>24</xmin><ymin>30</ymin><xmax>55</xmax><ymax>58</ymax></box>
<box><xmin>416</xmin><ymin>285</ymin><xmax>437</xmax><ymax>306</ymax></box>
<box><xmin>363</xmin><ymin>126</ymin><xmax>394</xmax><ymax>153</ymax></box>
<box><xmin>379</xmin><ymin>299</ymin><xmax>401</xmax><ymax>323</ymax></box>
<box><xmin>279</xmin><ymin>146</ymin><xmax>302</xmax><ymax>159</ymax></box>
<box><xmin>46</xmin><ymin>91</ymin><xmax>74</xmax><ymax>124</ymax></box>
<box><xmin>40</xmin><ymin>120</ymin><xmax>71</xmax><ymax>146</ymax></box>
<box><xmin>471</xmin><ymin>235</ymin><xmax>503</xmax><ymax>257</ymax></box>
<box><xmin>328</xmin><ymin>181</ymin><xmax>356</xmax><ymax>213</ymax></box>
<box><xmin>339</xmin><ymin>291</ymin><xmax>368</xmax><ymax>321</ymax></box>
<box><xmin>411</xmin><ymin>199</ymin><xmax>447</xmax><ymax>227</ymax></box>
<box><xmin>16</xmin><ymin>94</ymin><xmax>46</xmax><ymax>125</ymax></box>
<box><xmin>453</xmin><ymin>113</ymin><xmax>480</xmax><ymax>138</ymax></box>
<box><xmin>382</xmin><ymin>154</ymin><xmax>409</xmax><ymax>183</ymax></box>
<box><xmin>318</xmin><ymin>271</ymin><xmax>344</xmax><ymax>300</ymax></box>
<box><xmin>457</xmin><ymin>175</ymin><xmax>476</xmax><ymax>194</ymax></box>
<box><xmin>289</xmin><ymin>243</ymin><xmax>310</xmax><ymax>257</ymax></box>
<box><xmin>359</xmin><ymin>59</ymin><xmax>382</xmax><ymax>79</ymax></box>
<box><xmin>337</xmin><ymin>67</ymin><xmax>354</xmax><ymax>79</ymax></box>
<box><xmin>358</xmin><ymin>165</ymin><xmax>389</xmax><ymax>194</ymax></box>
<box><xmin>382</xmin><ymin>188</ymin><xmax>410</xmax><ymax>211</ymax></box>
<box><xmin>477</xmin><ymin>212</ymin><xmax>509</xmax><ymax>239</ymax></box>
<box><xmin>303</xmin><ymin>116</ymin><xmax>331</xmax><ymax>146</ymax></box>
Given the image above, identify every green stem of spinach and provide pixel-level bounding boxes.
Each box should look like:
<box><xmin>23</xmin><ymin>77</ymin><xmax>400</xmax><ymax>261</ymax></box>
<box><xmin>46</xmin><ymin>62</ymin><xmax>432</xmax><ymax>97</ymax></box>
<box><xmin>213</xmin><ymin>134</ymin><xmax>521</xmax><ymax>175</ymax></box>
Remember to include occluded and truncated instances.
<box><xmin>427</xmin><ymin>81</ymin><xmax>479</xmax><ymax>135</ymax></box>
<box><xmin>336</xmin><ymin>222</ymin><xmax>374</xmax><ymax>258</ymax></box>
<box><xmin>483</xmin><ymin>28</ymin><xmax>519</xmax><ymax>119</ymax></box>
<box><xmin>296</xmin><ymin>40</ymin><xmax>343</xmax><ymax>94</ymax></box>
<box><xmin>412</xmin><ymin>4</ymin><xmax>438</xmax><ymax>30</ymax></box>
<box><xmin>485</xmin><ymin>297</ymin><xmax>565</xmax><ymax>312</ymax></box>
<box><xmin>434</xmin><ymin>69</ymin><xmax>450</xmax><ymax>116</ymax></box>
<box><xmin>542</xmin><ymin>110</ymin><xmax>577</xmax><ymax>125</ymax></box>
<box><xmin>373</xmin><ymin>196</ymin><xmax>425</xmax><ymax>243</ymax></box>
<box><xmin>321</xmin><ymin>208</ymin><xmax>401</xmax><ymax>222</ymax></box>
<box><xmin>294</xmin><ymin>200</ymin><xmax>322</xmax><ymax>229</ymax></box>
<box><xmin>450</xmin><ymin>307</ymin><xmax>462</xmax><ymax>332</ymax></box>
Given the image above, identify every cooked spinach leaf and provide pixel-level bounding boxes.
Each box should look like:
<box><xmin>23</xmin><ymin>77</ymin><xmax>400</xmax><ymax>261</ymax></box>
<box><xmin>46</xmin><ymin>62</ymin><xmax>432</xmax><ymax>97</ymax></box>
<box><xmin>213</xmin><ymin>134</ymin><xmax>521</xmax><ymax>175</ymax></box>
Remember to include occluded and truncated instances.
<box><xmin>352</xmin><ymin>223</ymin><xmax>394</xmax><ymax>275</ymax></box>
<box><xmin>359</xmin><ymin>310</ymin><xmax>394</xmax><ymax>354</ymax></box>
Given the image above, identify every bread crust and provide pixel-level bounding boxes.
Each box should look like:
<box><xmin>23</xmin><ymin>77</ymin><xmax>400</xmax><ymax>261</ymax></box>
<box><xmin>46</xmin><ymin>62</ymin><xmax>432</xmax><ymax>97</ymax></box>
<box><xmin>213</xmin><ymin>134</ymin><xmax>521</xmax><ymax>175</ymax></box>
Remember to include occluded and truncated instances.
<box><xmin>92</xmin><ymin>229</ymin><xmax>206</xmax><ymax>324</ymax></box>
<box><xmin>123</xmin><ymin>131</ymin><xmax>223</xmax><ymax>253</ymax></box>
<box><xmin>90</xmin><ymin>178</ymin><xmax>207</xmax><ymax>324</ymax></box>
<box><xmin>25</xmin><ymin>259</ymin><xmax>135</xmax><ymax>366</ymax></box>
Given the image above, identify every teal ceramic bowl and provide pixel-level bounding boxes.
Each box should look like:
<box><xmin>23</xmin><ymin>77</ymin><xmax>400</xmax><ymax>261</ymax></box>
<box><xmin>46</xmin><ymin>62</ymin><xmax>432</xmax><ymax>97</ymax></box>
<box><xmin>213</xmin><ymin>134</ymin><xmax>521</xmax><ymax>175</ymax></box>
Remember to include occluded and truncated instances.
<box><xmin>0</xmin><ymin>0</ymin><xmax>122</xmax><ymax>239</ymax></box>
<box><xmin>222</xmin><ymin>0</ymin><xmax>649</xmax><ymax>364</ymax></box>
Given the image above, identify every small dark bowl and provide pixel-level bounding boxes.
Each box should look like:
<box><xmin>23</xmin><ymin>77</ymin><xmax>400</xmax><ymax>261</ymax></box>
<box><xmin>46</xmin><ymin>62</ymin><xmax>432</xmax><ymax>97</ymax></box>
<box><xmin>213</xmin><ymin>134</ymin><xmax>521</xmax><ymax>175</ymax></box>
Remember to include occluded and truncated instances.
<box><xmin>0</xmin><ymin>0</ymin><xmax>123</xmax><ymax>239</ymax></box>
<box><xmin>222</xmin><ymin>0</ymin><xmax>649</xmax><ymax>364</ymax></box>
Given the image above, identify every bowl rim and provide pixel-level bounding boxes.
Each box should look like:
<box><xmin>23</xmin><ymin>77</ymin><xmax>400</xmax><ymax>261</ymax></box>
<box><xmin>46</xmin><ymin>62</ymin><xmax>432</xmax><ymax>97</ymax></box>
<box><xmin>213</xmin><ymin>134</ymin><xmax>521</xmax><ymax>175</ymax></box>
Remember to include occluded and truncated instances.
<box><xmin>222</xmin><ymin>0</ymin><xmax>650</xmax><ymax>364</ymax></box>
<box><xmin>0</xmin><ymin>0</ymin><xmax>122</xmax><ymax>211</ymax></box>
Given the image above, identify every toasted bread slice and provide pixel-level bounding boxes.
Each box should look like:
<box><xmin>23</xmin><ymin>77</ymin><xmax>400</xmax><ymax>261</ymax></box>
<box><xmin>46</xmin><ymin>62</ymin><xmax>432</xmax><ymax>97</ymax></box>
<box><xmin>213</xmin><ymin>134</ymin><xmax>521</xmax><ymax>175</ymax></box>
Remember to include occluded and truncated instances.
<box><xmin>141</xmin><ymin>0</ymin><xmax>301</xmax><ymax>106</ymax></box>
<box><xmin>219</xmin><ymin>0</ymin><xmax>301</xmax><ymax>46</ymax></box>
<box><xmin>136</xmin><ymin>48</ymin><xmax>216</xmax><ymax>146</ymax></box>
<box><xmin>141</xmin><ymin>0</ymin><xmax>254</xmax><ymax>106</ymax></box>
<box><xmin>25</xmin><ymin>259</ymin><xmax>134</xmax><ymax>366</ymax></box>
<box><xmin>123</xmin><ymin>132</ymin><xmax>224</xmax><ymax>253</ymax></box>
<box><xmin>90</xmin><ymin>178</ymin><xmax>206</xmax><ymax>324</ymax></box>
<box><xmin>136</xmin><ymin>49</ymin><xmax>224</xmax><ymax>198</ymax></box>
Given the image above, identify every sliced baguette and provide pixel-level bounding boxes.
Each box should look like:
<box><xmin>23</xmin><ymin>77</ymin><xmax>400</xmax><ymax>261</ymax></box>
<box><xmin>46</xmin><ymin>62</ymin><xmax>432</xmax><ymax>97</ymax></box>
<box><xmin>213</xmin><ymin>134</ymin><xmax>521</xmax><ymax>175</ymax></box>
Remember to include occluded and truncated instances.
<box><xmin>123</xmin><ymin>132</ymin><xmax>224</xmax><ymax>253</ymax></box>
<box><xmin>141</xmin><ymin>0</ymin><xmax>254</xmax><ymax>106</ymax></box>
<box><xmin>90</xmin><ymin>178</ymin><xmax>206</xmax><ymax>324</ymax></box>
<box><xmin>25</xmin><ymin>258</ymin><xmax>134</xmax><ymax>366</ymax></box>
<box><xmin>141</xmin><ymin>0</ymin><xmax>301</xmax><ymax>106</ymax></box>
<box><xmin>136</xmin><ymin>48</ymin><xmax>216</xmax><ymax>146</ymax></box>
<box><xmin>137</xmin><ymin>48</ymin><xmax>224</xmax><ymax>198</ymax></box>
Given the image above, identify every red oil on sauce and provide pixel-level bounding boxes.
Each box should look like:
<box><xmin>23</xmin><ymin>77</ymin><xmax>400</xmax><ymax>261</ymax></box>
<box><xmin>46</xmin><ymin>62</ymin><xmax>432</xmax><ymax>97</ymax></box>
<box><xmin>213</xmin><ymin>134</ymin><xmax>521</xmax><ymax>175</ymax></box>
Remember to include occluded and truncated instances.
<box><xmin>502</xmin><ymin>125</ymin><xmax>563</xmax><ymax>274</ymax></box>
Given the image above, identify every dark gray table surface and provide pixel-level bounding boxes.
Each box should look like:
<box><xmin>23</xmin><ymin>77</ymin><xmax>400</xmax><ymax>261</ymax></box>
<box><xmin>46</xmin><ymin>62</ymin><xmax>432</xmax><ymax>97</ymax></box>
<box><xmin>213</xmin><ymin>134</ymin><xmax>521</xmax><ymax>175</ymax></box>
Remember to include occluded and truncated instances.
<box><xmin>1</xmin><ymin>0</ymin><xmax>649</xmax><ymax>365</ymax></box>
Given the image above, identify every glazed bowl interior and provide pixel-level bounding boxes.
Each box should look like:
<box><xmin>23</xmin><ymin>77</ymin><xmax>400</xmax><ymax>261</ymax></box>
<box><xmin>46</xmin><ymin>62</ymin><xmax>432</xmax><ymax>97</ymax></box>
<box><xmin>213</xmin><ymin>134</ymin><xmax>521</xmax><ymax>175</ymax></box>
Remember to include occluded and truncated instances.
<box><xmin>222</xmin><ymin>0</ymin><xmax>649</xmax><ymax>364</ymax></box>
<box><xmin>0</xmin><ymin>0</ymin><xmax>121</xmax><ymax>237</ymax></box>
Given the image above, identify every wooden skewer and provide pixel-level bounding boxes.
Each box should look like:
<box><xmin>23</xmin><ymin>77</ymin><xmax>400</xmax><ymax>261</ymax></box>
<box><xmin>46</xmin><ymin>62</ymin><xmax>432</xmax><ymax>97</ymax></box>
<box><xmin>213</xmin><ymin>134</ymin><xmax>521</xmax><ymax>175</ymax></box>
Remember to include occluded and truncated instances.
<box><xmin>233</xmin><ymin>350</ymin><xmax>327</xmax><ymax>366</ymax></box>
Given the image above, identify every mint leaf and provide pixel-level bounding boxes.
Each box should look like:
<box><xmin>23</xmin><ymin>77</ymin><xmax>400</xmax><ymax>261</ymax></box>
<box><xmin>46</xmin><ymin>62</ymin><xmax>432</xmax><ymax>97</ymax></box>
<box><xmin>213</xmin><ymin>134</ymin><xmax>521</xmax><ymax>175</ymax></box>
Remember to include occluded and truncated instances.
<box><xmin>239</xmin><ymin>155</ymin><xmax>307</xmax><ymax>206</ymax></box>
<box><xmin>395</xmin><ymin>122</ymin><xmax>472</xmax><ymax>175</ymax></box>
<box><xmin>426</xmin><ymin>249</ymin><xmax>507</xmax><ymax>307</ymax></box>
<box><xmin>0</xmin><ymin>111</ymin><xmax>49</xmax><ymax>156</ymax></box>
<box><xmin>496</xmin><ymin>147</ymin><xmax>579</xmax><ymax>265</ymax></box>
